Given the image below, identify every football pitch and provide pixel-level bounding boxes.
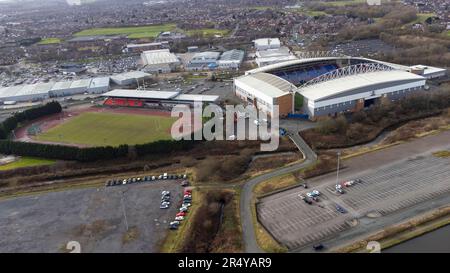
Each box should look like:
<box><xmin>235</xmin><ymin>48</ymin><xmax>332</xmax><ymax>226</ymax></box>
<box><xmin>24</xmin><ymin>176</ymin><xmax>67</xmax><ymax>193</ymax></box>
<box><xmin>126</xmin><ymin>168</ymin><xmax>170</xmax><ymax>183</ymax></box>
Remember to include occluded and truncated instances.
<box><xmin>35</xmin><ymin>112</ymin><xmax>177</xmax><ymax>147</ymax></box>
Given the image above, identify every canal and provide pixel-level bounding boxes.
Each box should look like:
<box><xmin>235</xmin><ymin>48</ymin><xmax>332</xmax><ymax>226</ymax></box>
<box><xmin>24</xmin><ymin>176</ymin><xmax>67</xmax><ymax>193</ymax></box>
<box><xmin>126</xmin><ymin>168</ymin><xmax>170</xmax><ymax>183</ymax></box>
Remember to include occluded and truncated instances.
<box><xmin>384</xmin><ymin>224</ymin><xmax>450</xmax><ymax>253</ymax></box>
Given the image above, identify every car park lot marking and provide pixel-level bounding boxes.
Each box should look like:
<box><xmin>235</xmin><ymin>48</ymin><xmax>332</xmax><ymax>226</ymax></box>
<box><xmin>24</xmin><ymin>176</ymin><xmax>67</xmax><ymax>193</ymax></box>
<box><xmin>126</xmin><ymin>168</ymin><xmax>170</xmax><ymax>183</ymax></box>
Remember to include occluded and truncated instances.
<box><xmin>257</xmin><ymin>154</ymin><xmax>450</xmax><ymax>250</ymax></box>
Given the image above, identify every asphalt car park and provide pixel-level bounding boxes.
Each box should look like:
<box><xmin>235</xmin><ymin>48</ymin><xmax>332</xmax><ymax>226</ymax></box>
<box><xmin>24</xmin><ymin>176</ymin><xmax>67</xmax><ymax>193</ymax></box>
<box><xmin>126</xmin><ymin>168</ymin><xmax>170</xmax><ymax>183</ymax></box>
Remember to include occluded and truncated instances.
<box><xmin>0</xmin><ymin>179</ymin><xmax>182</xmax><ymax>253</ymax></box>
<box><xmin>257</xmin><ymin>153</ymin><xmax>450</xmax><ymax>250</ymax></box>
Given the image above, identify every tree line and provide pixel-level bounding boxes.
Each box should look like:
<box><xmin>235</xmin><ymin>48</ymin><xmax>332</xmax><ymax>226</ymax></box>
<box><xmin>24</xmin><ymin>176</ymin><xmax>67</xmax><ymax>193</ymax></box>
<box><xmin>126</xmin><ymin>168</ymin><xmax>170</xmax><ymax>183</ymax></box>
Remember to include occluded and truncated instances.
<box><xmin>0</xmin><ymin>101</ymin><xmax>62</xmax><ymax>139</ymax></box>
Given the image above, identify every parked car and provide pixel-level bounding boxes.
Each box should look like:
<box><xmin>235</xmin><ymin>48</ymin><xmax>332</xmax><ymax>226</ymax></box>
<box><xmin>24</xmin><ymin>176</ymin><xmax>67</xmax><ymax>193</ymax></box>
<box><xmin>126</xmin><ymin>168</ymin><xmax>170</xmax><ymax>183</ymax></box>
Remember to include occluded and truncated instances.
<box><xmin>183</xmin><ymin>174</ymin><xmax>187</xmax><ymax>179</ymax></box>
<box><xmin>160</xmin><ymin>203</ymin><xmax>170</xmax><ymax>209</ymax></box>
<box><xmin>181</xmin><ymin>180</ymin><xmax>189</xmax><ymax>187</ymax></box>
<box><xmin>162</xmin><ymin>191</ymin><xmax>170</xmax><ymax>196</ymax></box>
<box><xmin>169</xmin><ymin>224</ymin><xmax>178</xmax><ymax>230</ymax></box>
<box><xmin>301</xmin><ymin>183</ymin><xmax>308</xmax><ymax>189</ymax></box>
<box><xmin>304</xmin><ymin>198</ymin><xmax>313</xmax><ymax>205</ymax></box>
<box><xmin>182</xmin><ymin>202</ymin><xmax>191</xmax><ymax>207</ymax></box>
<box><xmin>313</xmin><ymin>244</ymin><xmax>325</xmax><ymax>251</ymax></box>
<box><xmin>176</xmin><ymin>212</ymin><xmax>186</xmax><ymax>217</ymax></box>
<box><xmin>158</xmin><ymin>175</ymin><xmax>163</xmax><ymax>179</ymax></box>
<box><xmin>170</xmin><ymin>221</ymin><xmax>180</xmax><ymax>226</ymax></box>
<box><xmin>179</xmin><ymin>207</ymin><xmax>188</xmax><ymax>212</ymax></box>
<box><xmin>175</xmin><ymin>216</ymin><xmax>184</xmax><ymax>221</ymax></box>
<box><xmin>122</xmin><ymin>179</ymin><xmax>127</xmax><ymax>185</ymax></box>
<box><xmin>312</xmin><ymin>190</ymin><xmax>320</xmax><ymax>196</ymax></box>
<box><xmin>336</xmin><ymin>205</ymin><xmax>347</xmax><ymax>214</ymax></box>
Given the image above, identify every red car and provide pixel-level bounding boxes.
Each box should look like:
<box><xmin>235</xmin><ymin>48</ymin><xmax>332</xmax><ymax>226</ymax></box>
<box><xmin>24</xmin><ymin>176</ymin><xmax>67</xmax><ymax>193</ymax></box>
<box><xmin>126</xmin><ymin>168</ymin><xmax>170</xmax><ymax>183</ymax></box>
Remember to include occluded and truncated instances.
<box><xmin>184</xmin><ymin>190</ymin><xmax>192</xmax><ymax>195</ymax></box>
<box><xmin>176</xmin><ymin>212</ymin><xmax>186</xmax><ymax>217</ymax></box>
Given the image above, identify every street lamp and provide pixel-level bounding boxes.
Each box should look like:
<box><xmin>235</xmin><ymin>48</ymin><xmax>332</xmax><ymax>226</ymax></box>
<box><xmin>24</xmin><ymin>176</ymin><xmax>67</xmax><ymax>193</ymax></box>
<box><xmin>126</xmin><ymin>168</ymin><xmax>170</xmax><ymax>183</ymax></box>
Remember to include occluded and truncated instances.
<box><xmin>336</xmin><ymin>151</ymin><xmax>341</xmax><ymax>189</ymax></box>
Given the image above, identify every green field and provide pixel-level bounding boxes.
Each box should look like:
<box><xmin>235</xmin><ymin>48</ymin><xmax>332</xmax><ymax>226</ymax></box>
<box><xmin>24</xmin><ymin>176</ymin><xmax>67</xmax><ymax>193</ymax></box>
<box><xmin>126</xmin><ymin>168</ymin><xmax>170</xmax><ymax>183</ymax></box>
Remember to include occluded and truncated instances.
<box><xmin>185</xmin><ymin>28</ymin><xmax>230</xmax><ymax>37</ymax></box>
<box><xmin>73</xmin><ymin>23</ymin><xmax>177</xmax><ymax>38</ymax></box>
<box><xmin>35</xmin><ymin>112</ymin><xmax>177</xmax><ymax>147</ymax></box>
<box><xmin>38</xmin><ymin>38</ymin><xmax>62</xmax><ymax>45</ymax></box>
<box><xmin>0</xmin><ymin>157</ymin><xmax>55</xmax><ymax>171</ymax></box>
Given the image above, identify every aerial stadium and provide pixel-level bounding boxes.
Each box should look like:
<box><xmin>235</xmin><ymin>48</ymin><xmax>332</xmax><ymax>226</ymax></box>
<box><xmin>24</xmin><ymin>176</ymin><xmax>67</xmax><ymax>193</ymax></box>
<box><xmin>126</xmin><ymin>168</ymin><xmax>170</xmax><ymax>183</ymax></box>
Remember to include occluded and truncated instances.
<box><xmin>234</xmin><ymin>53</ymin><xmax>447</xmax><ymax>119</ymax></box>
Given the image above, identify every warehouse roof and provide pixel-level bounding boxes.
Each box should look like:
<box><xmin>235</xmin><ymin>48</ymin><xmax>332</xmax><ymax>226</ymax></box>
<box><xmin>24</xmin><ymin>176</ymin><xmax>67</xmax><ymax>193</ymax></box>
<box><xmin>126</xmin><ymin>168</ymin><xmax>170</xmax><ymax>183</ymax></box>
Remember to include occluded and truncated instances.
<box><xmin>111</xmin><ymin>71</ymin><xmax>151</xmax><ymax>82</ymax></box>
<box><xmin>0</xmin><ymin>83</ymin><xmax>49</xmax><ymax>99</ymax></box>
<box><xmin>235</xmin><ymin>72</ymin><xmax>294</xmax><ymax>99</ymax></box>
<box><xmin>142</xmin><ymin>49</ymin><xmax>179</xmax><ymax>65</ymax></box>
<box><xmin>191</xmin><ymin>51</ymin><xmax>220</xmax><ymax>62</ymax></box>
<box><xmin>219</xmin><ymin>49</ymin><xmax>245</xmax><ymax>62</ymax></box>
<box><xmin>299</xmin><ymin>70</ymin><xmax>426</xmax><ymax>101</ymax></box>
<box><xmin>51</xmin><ymin>81</ymin><xmax>72</xmax><ymax>91</ymax></box>
<box><xmin>70</xmin><ymin>79</ymin><xmax>92</xmax><ymax>89</ymax></box>
<box><xmin>102</xmin><ymin>89</ymin><xmax>179</xmax><ymax>100</ymax></box>
<box><xmin>253</xmin><ymin>38</ymin><xmax>281</xmax><ymax>48</ymax></box>
<box><xmin>173</xmin><ymin>94</ymin><xmax>219</xmax><ymax>102</ymax></box>
<box><xmin>89</xmin><ymin>77</ymin><xmax>110</xmax><ymax>88</ymax></box>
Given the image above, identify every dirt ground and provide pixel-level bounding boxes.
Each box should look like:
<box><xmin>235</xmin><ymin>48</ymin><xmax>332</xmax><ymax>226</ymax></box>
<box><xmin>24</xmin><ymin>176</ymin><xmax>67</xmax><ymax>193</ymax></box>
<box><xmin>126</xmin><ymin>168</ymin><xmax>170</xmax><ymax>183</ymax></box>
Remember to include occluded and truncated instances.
<box><xmin>0</xmin><ymin>179</ymin><xmax>183</xmax><ymax>253</ymax></box>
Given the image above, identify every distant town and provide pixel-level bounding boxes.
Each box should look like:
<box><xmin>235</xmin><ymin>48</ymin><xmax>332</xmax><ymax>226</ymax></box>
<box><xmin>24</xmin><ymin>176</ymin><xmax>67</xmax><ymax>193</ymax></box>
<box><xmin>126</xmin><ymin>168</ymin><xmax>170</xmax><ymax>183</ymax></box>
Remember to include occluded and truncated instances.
<box><xmin>0</xmin><ymin>0</ymin><xmax>449</xmax><ymax>256</ymax></box>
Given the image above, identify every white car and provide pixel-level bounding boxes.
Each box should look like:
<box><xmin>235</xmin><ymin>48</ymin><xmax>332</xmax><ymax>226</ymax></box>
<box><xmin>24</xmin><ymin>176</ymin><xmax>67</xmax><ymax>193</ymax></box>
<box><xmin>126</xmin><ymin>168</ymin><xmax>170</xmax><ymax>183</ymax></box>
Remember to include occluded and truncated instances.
<box><xmin>170</xmin><ymin>221</ymin><xmax>180</xmax><ymax>226</ymax></box>
<box><xmin>179</xmin><ymin>207</ymin><xmax>188</xmax><ymax>212</ymax></box>
<box><xmin>175</xmin><ymin>216</ymin><xmax>184</xmax><ymax>221</ymax></box>
<box><xmin>306</xmin><ymin>192</ymin><xmax>313</xmax><ymax>198</ymax></box>
<box><xmin>122</xmin><ymin>179</ymin><xmax>127</xmax><ymax>185</ymax></box>
<box><xmin>312</xmin><ymin>190</ymin><xmax>320</xmax><ymax>196</ymax></box>
<box><xmin>344</xmin><ymin>180</ymin><xmax>354</xmax><ymax>187</ymax></box>
<box><xmin>151</xmin><ymin>176</ymin><xmax>156</xmax><ymax>180</ymax></box>
<box><xmin>162</xmin><ymin>191</ymin><xmax>170</xmax><ymax>196</ymax></box>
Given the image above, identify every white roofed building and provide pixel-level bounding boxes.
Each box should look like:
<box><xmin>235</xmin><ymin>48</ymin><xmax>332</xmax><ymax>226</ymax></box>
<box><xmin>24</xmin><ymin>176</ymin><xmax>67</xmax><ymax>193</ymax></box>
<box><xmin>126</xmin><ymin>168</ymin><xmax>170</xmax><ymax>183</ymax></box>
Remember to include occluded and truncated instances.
<box><xmin>111</xmin><ymin>71</ymin><xmax>152</xmax><ymax>86</ymax></box>
<box><xmin>299</xmin><ymin>66</ymin><xmax>427</xmax><ymax>119</ymax></box>
<box><xmin>234</xmin><ymin>72</ymin><xmax>295</xmax><ymax>117</ymax></box>
<box><xmin>141</xmin><ymin>49</ymin><xmax>180</xmax><ymax>73</ymax></box>
<box><xmin>253</xmin><ymin>38</ymin><xmax>281</xmax><ymax>51</ymax></box>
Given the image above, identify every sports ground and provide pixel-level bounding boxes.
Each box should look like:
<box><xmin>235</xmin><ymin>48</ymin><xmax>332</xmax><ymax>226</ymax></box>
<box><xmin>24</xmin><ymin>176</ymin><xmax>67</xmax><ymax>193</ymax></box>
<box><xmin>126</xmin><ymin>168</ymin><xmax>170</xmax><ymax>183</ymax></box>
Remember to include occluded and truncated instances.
<box><xmin>34</xmin><ymin>111</ymin><xmax>177</xmax><ymax>147</ymax></box>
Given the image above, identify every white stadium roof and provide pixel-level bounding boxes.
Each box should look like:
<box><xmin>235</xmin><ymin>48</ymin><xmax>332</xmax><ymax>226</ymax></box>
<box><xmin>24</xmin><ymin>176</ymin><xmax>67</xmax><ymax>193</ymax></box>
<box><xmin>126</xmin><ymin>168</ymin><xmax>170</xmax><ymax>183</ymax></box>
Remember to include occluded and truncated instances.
<box><xmin>102</xmin><ymin>89</ymin><xmax>179</xmax><ymax>100</ymax></box>
<box><xmin>245</xmin><ymin>56</ymin><xmax>410</xmax><ymax>75</ymax></box>
<box><xmin>173</xmin><ymin>94</ymin><xmax>219</xmax><ymax>102</ymax></box>
<box><xmin>142</xmin><ymin>49</ymin><xmax>179</xmax><ymax>65</ymax></box>
<box><xmin>235</xmin><ymin>72</ymin><xmax>294</xmax><ymax>98</ymax></box>
<box><xmin>299</xmin><ymin>70</ymin><xmax>426</xmax><ymax>101</ymax></box>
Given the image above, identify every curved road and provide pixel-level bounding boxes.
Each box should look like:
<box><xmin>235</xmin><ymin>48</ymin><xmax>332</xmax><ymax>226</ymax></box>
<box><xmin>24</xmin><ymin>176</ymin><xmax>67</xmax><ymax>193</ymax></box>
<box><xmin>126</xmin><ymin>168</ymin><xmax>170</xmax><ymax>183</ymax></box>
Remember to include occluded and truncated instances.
<box><xmin>240</xmin><ymin>132</ymin><xmax>317</xmax><ymax>252</ymax></box>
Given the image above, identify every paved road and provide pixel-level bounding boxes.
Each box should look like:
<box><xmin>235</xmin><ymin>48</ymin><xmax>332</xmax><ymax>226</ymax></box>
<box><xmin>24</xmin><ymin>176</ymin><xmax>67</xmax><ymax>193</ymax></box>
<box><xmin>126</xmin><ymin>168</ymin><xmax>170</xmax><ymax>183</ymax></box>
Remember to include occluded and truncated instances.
<box><xmin>240</xmin><ymin>131</ymin><xmax>317</xmax><ymax>253</ymax></box>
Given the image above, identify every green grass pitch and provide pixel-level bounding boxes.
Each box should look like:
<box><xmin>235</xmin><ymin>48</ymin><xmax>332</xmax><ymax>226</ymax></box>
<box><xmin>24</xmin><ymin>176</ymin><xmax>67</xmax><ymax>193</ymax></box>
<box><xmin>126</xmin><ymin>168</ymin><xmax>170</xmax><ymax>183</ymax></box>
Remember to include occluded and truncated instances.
<box><xmin>35</xmin><ymin>112</ymin><xmax>177</xmax><ymax>147</ymax></box>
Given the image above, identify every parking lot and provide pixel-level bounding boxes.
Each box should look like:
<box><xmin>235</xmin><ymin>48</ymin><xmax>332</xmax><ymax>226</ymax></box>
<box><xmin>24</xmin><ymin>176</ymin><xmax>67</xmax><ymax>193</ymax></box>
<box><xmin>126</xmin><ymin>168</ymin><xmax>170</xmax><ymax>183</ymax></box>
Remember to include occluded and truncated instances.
<box><xmin>257</xmin><ymin>153</ymin><xmax>450</xmax><ymax>250</ymax></box>
<box><xmin>0</xmin><ymin>179</ymin><xmax>182</xmax><ymax>253</ymax></box>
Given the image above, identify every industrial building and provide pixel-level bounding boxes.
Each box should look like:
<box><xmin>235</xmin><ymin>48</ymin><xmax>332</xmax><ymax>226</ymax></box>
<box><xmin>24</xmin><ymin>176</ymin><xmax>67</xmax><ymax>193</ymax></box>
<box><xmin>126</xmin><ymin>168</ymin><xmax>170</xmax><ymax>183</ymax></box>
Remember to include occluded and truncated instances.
<box><xmin>255</xmin><ymin>47</ymin><xmax>298</xmax><ymax>67</ymax></box>
<box><xmin>88</xmin><ymin>77</ymin><xmax>111</xmax><ymax>94</ymax></box>
<box><xmin>0</xmin><ymin>83</ymin><xmax>50</xmax><ymax>102</ymax></box>
<box><xmin>253</xmin><ymin>38</ymin><xmax>281</xmax><ymax>51</ymax></box>
<box><xmin>110</xmin><ymin>71</ymin><xmax>152</xmax><ymax>86</ymax></box>
<box><xmin>234</xmin><ymin>55</ymin><xmax>446</xmax><ymax>119</ymax></box>
<box><xmin>0</xmin><ymin>77</ymin><xmax>111</xmax><ymax>103</ymax></box>
<box><xmin>234</xmin><ymin>72</ymin><xmax>294</xmax><ymax>117</ymax></box>
<box><xmin>186</xmin><ymin>51</ymin><xmax>221</xmax><ymax>71</ymax></box>
<box><xmin>140</xmin><ymin>49</ymin><xmax>180</xmax><ymax>73</ymax></box>
<box><xmin>217</xmin><ymin>49</ymin><xmax>245</xmax><ymax>70</ymax></box>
